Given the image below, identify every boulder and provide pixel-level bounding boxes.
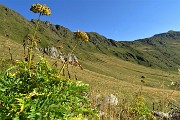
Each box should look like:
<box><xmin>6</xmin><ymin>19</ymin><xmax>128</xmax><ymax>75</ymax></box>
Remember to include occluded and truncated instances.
<box><xmin>104</xmin><ymin>94</ymin><xmax>118</xmax><ymax>106</ymax></box>
<box><xmin>43</xmin><ymin>46</ymin><xmax>60</xmax><ymax>58</ymax></box>
<box><xmin>97</xmin><ymin>94</ymin><xmax>118</xmax><ymax>119</ymax></box>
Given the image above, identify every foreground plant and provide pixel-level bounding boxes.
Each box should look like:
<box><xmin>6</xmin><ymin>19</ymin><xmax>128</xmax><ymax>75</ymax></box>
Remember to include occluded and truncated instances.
<box><xmin>28</xmin><ymin>3</ymin><xmax>51</xmax><ymax>73</ymax></box>
<box><xmin>0</xmin><ymin>3</ymin><xmax>98</xmax><ymax>119</ymax></box>
<box><xmin>0</xmin><ymin>58</ymin><xmax>98</xmax><ymax>119</ymax></box>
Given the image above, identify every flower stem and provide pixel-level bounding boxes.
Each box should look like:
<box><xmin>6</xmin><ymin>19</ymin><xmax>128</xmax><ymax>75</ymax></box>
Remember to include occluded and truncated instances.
<box><xmin>28</xmin><ymin>13</ymin><xmax>41</xmax><ymax>74</ymax></box>
<box><xmin>59</xmin><ymin>40</ymin><xmax>83</xmax><ymax>76</ymax></box>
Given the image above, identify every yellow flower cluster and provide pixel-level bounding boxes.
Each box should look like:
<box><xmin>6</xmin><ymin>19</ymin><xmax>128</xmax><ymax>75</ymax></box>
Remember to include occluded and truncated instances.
<box><xmin>30</xmin><ymin>3</ymin><xmax>51</xmax><ymax>16</ymax></box>
<box><xmin>75</xmin><ymin>30</ymin><xmax>89</xmax><ymax>42</ymax></box>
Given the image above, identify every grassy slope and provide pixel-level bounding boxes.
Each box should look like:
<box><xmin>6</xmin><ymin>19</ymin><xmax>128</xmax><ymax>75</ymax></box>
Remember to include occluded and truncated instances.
<box><xmin>1</xmin><ymin>36</ymin><xmax>179</xmax><ymax>108</ymax></box>
<box><xmin>0</xmin><ymin>4</ymin><xmax>179</xmax><ymax>109</ymax></box>
<box><xmin>76</xmin><ymin>53</ymin><xmax>180</xmax><ymax>106</ymax></box>
<box><xmin>127</xmin><ymin>31</ymin><xmax>180</xmax><ymax>71</ymax></box>
<box><xmin>2</xmin><ymin>4</ymin><xmax>180</xmax><ymax>72</ymax></box>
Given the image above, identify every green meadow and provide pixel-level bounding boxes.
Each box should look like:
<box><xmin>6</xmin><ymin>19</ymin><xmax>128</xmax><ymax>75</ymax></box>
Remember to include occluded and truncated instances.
<box><xmin>0</xmin><ymin>3</ymin><xmax>179</xmax><ymax>120</ymax></box>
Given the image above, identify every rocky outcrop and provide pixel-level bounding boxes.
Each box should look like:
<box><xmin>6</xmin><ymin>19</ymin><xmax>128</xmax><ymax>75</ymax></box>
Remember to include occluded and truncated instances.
<box><xmin>103</xmin><ymin>94</ymin><xmax>118</xmax><ymax>106</ymax></box>
<box><xmin>39</xmin><ymin>46</ymin><xmax>79</xmax><ymax>65</ymax></box>
<box><xmin>40</xmin><ymin>46</ymin><xmax>60</xmax><ymax>58</ymax></box>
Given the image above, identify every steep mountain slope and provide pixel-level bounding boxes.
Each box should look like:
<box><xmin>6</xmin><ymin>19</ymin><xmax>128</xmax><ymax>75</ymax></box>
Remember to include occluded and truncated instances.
<box><xmin>127</xmin><ymin>30</ymin><xmax>180</xmax><ymax>70</ymax></box>
<box><xmin>0</xmin><ymin>4</ymin><xmax>180</xmax><ymax>72</ymax></box>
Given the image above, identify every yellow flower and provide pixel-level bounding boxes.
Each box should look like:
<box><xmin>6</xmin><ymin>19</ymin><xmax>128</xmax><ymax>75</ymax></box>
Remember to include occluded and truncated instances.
<box><xmin>26</xmin><ymin>90</ymin><xmax>44</xmax><ymax>99</ymax></box>
<box><xmin>15</xmin><ymin>98</ymin><xmax>25</xmax><ymax>113</ymax></box>
<box><xmin>75</xmin><ymin>30</ymin><xmax>89</xmax><ymax>42</ymax></box>
<box><xmin>30</xmin><ymin>3</ymin><xmax>51</xmax><ymax>16</ymax></box>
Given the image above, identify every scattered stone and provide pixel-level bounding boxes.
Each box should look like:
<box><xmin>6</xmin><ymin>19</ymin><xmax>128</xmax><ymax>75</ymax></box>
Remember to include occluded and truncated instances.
<box><xmin>152</xmin><ymin>110</ymin><xmax>180</xmax><ymax>120</ymax></box>
<box><xmin>104</xmin><ymin>94</ymin><xmax>118</xmax><ymax>106</ymax></box>
<box><xmin>97</xmin><ymin>94</ymin><xmax>118</xmax><ymax>118</ymax></box>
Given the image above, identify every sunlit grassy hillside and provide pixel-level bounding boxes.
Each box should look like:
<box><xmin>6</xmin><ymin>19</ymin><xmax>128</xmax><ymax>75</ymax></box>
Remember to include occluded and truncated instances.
<box><xmin>1</xmin><ymin>3</ymin><xmax>180</xmax><ymax>120</ymax></box>
<box><xmin>1</xmin><ymin>35</ymin><xmax>179</xmax><ymax>109</ymax></box>
<box><xmin>1</xmin><ymin>4</ymin><xmax>180</xmax><ymax>72</ymax></box>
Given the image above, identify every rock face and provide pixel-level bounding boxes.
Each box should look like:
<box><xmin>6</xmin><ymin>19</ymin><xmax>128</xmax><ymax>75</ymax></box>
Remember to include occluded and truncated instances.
<box><xmin>68</xmin><ymin>54</ymin><xmax>78</xmax><ymax>64</ymax></box>
<box><xmin>55</xmin><ymin>25</ymin><xmax>61</xmax><ymax>30</ymax></box>
<box><xmin>39</xmin><ymin>46</ymin><xmax>79</xmax><ymax>65</ymax></box>
<box><xmin>41</xmin><ymin>46</ymin><xmax>60</xmax><ymax>58</ymax></box>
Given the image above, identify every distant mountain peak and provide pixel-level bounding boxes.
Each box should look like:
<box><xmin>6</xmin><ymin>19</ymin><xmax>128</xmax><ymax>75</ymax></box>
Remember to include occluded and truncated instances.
<box><xmin>167</xmin><ymin>30</ymin><xmax>176</xmax><ymax>33</ymax></box>
<box><xmin>153</xmin><ymin>30</ymin><xmax>180</xmax><ymax>38</ymax></box>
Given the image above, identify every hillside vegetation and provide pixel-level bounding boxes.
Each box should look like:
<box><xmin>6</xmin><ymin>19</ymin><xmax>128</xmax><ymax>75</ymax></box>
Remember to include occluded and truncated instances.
<box><xmin>0</xmin><ymin>4</ymin><xmax>180</xmax><ymax>119</ymax></box>
<box><xmin>1</xmin><ymin>4</ymin><xmax>180</xmax><ymax>71</ymax></box>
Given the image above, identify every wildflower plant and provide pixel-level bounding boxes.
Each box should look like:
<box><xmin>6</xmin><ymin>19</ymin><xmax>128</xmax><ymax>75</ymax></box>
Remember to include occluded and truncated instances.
<box><xmin>59</xmin><ymin>30</ymin><xmax>89</xmax><ymax>75</ymax></box>
<box><xmin>75</xmin><ymin>30</ymin><xmax>89</xmax><ymax>42</ymax></box>
<box><xmin>72</xmin><ymin>30</ymin><xmax>89</xmax><ymax>54</ymax></box>
<box><xmin>30</xmin><ymin>3</ymin><xmax>51</xmax><ymax>15</ymax></box>
<box><xmin>28</xmin><ymin>3</ymin><xmax>51</xmax><ymax>74</ymax></box>
<box><xmin>0</xmin><ymin>3</ymin><xmax>98</xmax><ymax>119</ymax></box>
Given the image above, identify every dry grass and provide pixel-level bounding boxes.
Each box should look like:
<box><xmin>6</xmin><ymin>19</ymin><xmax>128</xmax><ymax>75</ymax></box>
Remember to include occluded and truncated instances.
<box><xmin>0</xmin><ymin>36</ymin><xmax>180</xmax><ymax>110</ymax></box>
<box><xmin>0</xmin><ymin>36</ymin><xmax>24</xmax><ymax>60</ymax></box>
<box><xmin>68</xmin><ymin>53</ymin><xmax>180</xmax><ymax>107</ymax></box>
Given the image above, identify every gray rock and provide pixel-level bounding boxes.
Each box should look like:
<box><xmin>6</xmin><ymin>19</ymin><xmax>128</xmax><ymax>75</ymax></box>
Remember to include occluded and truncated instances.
<box><xmin>43</xmin><ymin>46</ymin><xmax>60</xmax><ymax>58</ymax></box>
<box><xmin>104</xmin><ymin>94</ymin><xmax>118</xmax><ymax>106</ymax></box>
<box><xmin>40</xmin><ymin>47</ymin><xmax>80</xmax><ymax>64</ymax></box>
<box><xmin>97</xmin><ymin>94</ymin><xmax>118</xmax><ymax>118</ymax></box>
<box><xmin>152</xmin><ymin>110</ymin><xmax>180</xmax><ymax>120</ymax></box>
<box><xmin>45</xmin><ymin>21</ymin><xmax>51</xmax><ymax>28</ymax></box>
<box><xmin>68</xmin><ymin>54</ymin><xmax>78</xmax><ymax>64</ymax></box>
<box><xmin>50</xmin><ymin>46</ymin><xmax>59</xmax><ymax>58</ymax></box>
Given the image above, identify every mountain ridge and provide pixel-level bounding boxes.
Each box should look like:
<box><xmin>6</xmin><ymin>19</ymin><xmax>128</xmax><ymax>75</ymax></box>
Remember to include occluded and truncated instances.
<box><xmin>1</xmin><ymin>4</ymin><xmax>180</xmax><ymax>71</ymax></box>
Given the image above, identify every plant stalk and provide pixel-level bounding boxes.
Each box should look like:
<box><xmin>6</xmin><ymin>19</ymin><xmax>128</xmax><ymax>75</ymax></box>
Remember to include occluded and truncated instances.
<box><xmin>59</xmin><ymin>40</ymin><xmax>83</xmax><ymax>75</ymax></box>
<box><xmin>28</xmin><ymin>13</ymin><xmax>41</xmax><ymax>73</ymax></box>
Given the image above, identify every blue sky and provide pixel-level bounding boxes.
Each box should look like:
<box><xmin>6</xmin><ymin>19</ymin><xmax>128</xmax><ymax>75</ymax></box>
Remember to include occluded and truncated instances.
<box><xmin>1</xmin><ymin>0</ymin><xmax>180</xmax><ymax>41</ymax></box>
